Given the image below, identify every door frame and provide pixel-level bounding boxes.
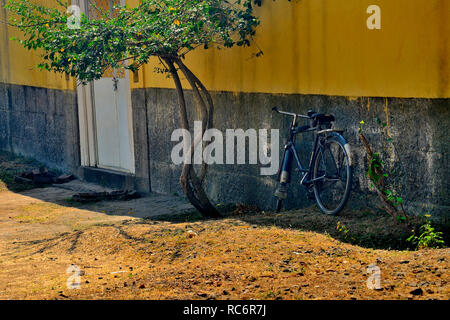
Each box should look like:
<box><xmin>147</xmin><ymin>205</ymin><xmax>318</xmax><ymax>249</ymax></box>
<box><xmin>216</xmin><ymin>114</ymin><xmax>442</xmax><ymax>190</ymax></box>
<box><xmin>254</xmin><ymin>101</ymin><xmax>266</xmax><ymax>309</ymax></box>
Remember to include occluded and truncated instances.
<box><xmin>75</xmin><ymin>0</ymin><xmax>135</xmax><ymax>174</ymax></box>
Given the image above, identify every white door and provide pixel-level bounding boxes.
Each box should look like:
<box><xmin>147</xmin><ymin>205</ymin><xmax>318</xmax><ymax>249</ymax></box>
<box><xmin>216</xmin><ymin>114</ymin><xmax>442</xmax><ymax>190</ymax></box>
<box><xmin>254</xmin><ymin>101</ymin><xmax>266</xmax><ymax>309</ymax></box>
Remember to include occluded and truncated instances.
<box><xmin>89</xmin><ymin>0</ymin><xmax>133</xmax><ymax>173</ymax></box>
<box><xmin>92</xmin><ymin>69</ymin><xmax>133</xmax><ymax>172</ymax></box>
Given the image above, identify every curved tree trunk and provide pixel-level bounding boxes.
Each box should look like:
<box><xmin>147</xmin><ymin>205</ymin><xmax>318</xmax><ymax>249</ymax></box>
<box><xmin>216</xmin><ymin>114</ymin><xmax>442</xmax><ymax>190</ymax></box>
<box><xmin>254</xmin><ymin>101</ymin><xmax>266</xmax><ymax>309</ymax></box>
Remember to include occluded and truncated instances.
<box><xmin>163</xmin><ymin>57</ymin><xmax>220</xmax><ymax>218</ymax></box>
<box><xmin>174</xmin><ymin>57</ymin><xmax>214</xmax><ymax>182</ymax></box>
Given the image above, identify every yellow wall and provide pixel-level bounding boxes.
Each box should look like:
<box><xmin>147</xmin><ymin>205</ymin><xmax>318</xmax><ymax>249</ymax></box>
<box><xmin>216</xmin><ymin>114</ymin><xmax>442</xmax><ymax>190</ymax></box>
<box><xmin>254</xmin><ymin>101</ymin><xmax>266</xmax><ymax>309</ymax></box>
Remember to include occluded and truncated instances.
<box><xmin>132</xmin><ymin>0</ymin><xmax>449</xmax><ymax>98</ymax></box>
<box><xmin>0</xmin><ymin>0</ymin><xmax>74</xmax><ymax>90</ymax></box>
<box><xmin>1</xmin><ymin>0</ymin><xmax>448</xmax><ymax>97</ymax></box>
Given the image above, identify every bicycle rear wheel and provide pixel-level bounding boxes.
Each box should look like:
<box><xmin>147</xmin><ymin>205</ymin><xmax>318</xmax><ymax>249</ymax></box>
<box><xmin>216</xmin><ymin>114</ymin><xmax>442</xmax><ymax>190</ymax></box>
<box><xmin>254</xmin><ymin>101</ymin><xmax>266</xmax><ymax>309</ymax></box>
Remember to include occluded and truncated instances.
<box><xmin>313</xmin><ymin>135</ymin><xmax>352</xmax><ymax>215</ymax></box>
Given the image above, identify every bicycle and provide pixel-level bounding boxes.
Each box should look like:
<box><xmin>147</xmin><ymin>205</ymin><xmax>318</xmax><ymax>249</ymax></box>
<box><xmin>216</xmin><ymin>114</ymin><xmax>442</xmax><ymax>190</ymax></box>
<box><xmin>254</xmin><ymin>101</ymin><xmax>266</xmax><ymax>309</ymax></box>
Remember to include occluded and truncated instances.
<box><xmin>272</xmin><ymin>107</ymin><xmax>352</xmax><ymax>215</ymax></box>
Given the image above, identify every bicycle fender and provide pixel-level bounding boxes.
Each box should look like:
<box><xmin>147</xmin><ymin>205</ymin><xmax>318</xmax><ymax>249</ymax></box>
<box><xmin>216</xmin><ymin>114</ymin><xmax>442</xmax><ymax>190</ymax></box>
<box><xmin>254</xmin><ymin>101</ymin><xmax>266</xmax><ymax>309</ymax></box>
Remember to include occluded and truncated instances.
<box><xmin>328</xmin><ymin>132</ymin><xmax>352</xmax><ymax>167</ymax></box>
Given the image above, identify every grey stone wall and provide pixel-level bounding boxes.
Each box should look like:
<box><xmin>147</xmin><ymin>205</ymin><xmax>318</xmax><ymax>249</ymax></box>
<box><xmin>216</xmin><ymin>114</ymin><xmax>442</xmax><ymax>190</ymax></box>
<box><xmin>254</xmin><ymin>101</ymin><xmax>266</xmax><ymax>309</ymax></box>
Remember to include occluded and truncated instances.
<box><xmin>0</xmin><ymin>82</ymin><xmax>80</xmax><ymax>173</ymax></box>
<box><xmin>1</xmin><ymin>80</ymin><xmax>447</xmax><ymax>217</ymax></box>
<box><xmin>135</xmin><ymin>87</ymin><xmax>449</xmax><ymax>217</ymax></box>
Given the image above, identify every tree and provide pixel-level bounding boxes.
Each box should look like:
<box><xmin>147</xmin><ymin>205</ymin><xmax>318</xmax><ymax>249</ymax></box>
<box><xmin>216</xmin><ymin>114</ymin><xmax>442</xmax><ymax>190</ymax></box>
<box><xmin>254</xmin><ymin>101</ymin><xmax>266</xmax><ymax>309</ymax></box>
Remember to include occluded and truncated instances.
<box><xmin>5</xmin><ymin>0</ymin><xmax>262</xmax><ymax>217</ymax></box>
<box><xmin>358</xmin><ymin>120</ymin><xmax>408</xmax><ymax>222</ymax></box>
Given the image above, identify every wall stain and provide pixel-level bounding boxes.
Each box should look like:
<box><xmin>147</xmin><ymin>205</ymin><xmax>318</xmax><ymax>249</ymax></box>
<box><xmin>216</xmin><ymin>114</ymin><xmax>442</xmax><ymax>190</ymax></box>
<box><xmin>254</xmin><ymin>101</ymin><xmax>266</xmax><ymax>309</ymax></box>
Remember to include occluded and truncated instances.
<box><xmin>384</xmin><ymin>97</ymin><xmax>390</xmax><ymax>136</ymax></box>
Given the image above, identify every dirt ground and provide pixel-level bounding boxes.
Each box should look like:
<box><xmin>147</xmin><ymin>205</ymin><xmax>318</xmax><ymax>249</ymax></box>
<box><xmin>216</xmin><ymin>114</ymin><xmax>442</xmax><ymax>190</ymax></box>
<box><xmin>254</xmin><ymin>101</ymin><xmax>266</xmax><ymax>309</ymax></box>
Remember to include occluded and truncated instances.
<box><xmin>0</xmin><ymin>184</ymin><xmax>448</xmax><ymax>300</ymax></box>
<box><xmin>0</xmin><ymin>151</ymin><xmax>448</xmax><ymax>300</ymax></box>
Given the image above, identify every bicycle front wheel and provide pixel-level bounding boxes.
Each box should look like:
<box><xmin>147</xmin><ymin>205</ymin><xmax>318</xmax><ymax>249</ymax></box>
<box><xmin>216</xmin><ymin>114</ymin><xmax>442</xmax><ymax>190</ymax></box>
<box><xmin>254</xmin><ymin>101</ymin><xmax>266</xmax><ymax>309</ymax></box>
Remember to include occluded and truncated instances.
<box><xmin>313</xmin><ymin>135</ymin><xmax>352</xmax><ymax>215</ymax></box>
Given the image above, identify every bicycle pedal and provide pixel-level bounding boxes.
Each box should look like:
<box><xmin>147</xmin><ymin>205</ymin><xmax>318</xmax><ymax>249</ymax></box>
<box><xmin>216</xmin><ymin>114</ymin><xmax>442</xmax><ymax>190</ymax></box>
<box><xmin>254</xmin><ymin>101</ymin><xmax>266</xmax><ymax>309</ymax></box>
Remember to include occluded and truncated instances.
<box><xmin>275</xmin><ymin>185</ymin><xmax>287</xmax><ymax>199</ymax></box>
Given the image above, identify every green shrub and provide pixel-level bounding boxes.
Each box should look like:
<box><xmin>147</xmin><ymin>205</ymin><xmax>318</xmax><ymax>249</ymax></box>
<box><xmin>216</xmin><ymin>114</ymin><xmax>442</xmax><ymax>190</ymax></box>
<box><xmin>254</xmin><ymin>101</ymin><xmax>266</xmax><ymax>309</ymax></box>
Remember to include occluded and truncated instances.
<box><xmin>407</xmin><ymin>215</ymin><xmax>445</xmax><ymax>250</ymax></box>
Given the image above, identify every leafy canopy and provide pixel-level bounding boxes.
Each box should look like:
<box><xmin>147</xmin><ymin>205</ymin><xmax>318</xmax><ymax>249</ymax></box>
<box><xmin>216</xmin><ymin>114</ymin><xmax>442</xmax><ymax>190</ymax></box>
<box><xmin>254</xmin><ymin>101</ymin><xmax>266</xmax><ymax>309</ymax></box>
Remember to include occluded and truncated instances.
<box><xmin>5</xmin><ymin>0</ymin><xmax>261</xmax><ymax>83</ymax></box>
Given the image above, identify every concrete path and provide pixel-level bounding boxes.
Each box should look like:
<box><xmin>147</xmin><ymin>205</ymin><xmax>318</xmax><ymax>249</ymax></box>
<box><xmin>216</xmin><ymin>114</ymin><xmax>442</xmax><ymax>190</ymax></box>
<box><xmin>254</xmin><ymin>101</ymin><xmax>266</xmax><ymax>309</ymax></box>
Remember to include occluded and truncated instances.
<box><xmin>13</xmin><ymin>179</ymin><xmax>194</xmax><ymax>219</ymax></box>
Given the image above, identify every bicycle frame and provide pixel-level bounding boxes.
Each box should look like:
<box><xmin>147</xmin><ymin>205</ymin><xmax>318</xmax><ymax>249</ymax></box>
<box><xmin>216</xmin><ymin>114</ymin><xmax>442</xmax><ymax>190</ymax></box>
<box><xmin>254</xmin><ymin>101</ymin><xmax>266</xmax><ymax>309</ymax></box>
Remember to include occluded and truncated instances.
<box><xmin>278</xmin><ymin>120</ymin><xmax>326</xmax><ymax>188</ymax></box>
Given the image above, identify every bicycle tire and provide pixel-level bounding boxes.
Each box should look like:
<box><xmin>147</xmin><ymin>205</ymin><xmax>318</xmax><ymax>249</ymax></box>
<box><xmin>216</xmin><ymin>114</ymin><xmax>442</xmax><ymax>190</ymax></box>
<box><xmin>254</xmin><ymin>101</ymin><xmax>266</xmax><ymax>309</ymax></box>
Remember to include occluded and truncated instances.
<box><xmin>313</xmin><ymin>134</ymin><xmax>352</xmax><ymax>215</ymax></box>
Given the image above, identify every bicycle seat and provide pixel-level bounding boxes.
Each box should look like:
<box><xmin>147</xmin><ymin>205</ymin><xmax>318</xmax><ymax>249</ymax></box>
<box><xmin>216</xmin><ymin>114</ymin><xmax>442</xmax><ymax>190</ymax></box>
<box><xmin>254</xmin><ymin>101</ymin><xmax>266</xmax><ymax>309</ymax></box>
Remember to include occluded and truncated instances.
<box><xmin>311</xmin><ymin>113</ymin><xmax>335</xmax><ymax>126</ymax></box>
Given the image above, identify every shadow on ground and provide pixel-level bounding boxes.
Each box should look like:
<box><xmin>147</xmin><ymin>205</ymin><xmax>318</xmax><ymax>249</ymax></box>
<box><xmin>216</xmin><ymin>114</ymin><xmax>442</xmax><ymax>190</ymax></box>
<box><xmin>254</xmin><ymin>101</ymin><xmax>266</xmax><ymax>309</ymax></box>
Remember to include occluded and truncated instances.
<box><xmin>0</xmin><ymin>151</ymin><xmax>194</xmax><ymax>219</ymax></box>
<box><xmin>1</xmin><ymin>150</ymin><xmax>448</xmax><ymax>251</ymax></box>
<box><xmin>147</xmin><ymin>205</ymin><xmax>449</xmax><ymax>251</ymax></box>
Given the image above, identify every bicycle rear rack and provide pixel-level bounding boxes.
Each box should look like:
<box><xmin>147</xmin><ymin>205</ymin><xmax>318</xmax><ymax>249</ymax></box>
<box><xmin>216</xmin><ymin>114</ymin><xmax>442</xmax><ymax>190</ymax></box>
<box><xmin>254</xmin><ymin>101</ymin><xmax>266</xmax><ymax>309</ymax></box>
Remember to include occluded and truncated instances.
<box><xmin>317</xmin><ymin>128</ymin><xmax>345</xmax><ymax>134</ymax></box>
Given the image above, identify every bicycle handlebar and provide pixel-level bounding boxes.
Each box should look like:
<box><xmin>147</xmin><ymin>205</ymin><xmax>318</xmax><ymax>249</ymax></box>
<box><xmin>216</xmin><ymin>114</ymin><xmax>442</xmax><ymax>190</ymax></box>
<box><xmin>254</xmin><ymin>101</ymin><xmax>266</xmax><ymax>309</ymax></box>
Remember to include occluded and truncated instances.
<box><xmin>272</xmin><ymin>107</ymin><xmax>311</xmax><ymax>119</ymax></box>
